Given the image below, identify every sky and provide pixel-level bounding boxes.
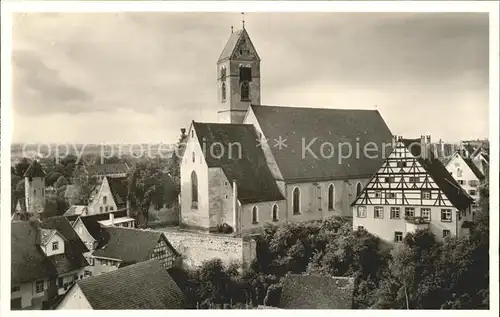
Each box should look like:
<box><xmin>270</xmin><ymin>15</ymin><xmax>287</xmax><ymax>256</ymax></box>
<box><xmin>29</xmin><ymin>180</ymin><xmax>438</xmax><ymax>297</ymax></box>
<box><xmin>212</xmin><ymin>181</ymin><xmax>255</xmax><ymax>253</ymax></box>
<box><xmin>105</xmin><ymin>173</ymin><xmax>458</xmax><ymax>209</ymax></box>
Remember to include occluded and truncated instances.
<box><xmin>11</xmin><ymin>12</ymin><xmax>489</xmax><ymax>144</ymax></box>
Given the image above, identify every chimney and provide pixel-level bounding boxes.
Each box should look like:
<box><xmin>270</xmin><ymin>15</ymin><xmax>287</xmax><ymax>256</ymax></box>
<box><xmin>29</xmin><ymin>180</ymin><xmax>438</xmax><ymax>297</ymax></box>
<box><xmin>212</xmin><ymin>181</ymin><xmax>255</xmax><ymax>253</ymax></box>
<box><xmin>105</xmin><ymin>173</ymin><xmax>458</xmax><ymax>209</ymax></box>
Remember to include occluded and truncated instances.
<box><xmin>109</xmin><ymin>213</ymin><xmax>114</xmax><ymax>226</ymax></box>
<box><xmin>420</xmin><ymin>135</ymin><xmax>427</xmax><ymax>160</ymax></box>
<box><xmin>232</xmin><ymin>180</ymin><xmax>239</xmax><ymax>235</ymax></box>
<box><xmin>439</xmin><ymin>138</ymin><xmax>444</xmax><ymax>155</ymax></box>
<box><xmin>180</xmin><ymin>128</ymin><xmax>186</xmax><ymax>136</ymax></box>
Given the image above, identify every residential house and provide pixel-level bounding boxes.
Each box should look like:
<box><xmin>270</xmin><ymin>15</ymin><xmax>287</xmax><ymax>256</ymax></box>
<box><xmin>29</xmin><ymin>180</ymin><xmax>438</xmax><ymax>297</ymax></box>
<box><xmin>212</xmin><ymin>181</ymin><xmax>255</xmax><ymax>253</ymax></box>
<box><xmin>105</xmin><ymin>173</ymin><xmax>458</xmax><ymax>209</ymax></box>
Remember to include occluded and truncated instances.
<box><xmin>445</xmin><ymin>151</ymin><xmax>486</xmax><ymax>210</ymax></box>
<box><xmin>87</xmin><ymin>162</ymin><xmax>130</xmax><ymax>183</ymax></box>
<box><xmin>180</xmin><ymin>29</ymin><xmax>392</xmax><ymax>236</ymax></box>
<box><xmin>278</xmin><ymin>274</ymin><xmax>354</xmax><ymax>309</ymax></box>
<box><xmin>56</xmin><ymin>259</ymin><xmax>186</xmax><ymax>309</ymax></box>
<box><xmin>352</xmin><ymin>136</ymin><xmax>474</xmax><ymax>243</ymax></box>
<box><xmin>11</xmin><ymin>217</ymin><xmax>89</xmax><ymax>310</ymax></box>
<box><xmin>88</xmin><ymin>176</ymin><xmax>129</xmax><ymax>215</ymax></box>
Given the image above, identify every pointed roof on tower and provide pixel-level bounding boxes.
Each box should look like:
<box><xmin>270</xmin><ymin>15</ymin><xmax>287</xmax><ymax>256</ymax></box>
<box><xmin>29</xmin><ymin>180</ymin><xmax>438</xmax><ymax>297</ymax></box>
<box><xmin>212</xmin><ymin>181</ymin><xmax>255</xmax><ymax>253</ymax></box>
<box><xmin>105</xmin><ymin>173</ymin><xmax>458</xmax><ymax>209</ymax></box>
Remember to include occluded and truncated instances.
<box><xmin>217</xmin><ymin>28</ymin><xmax>261</xmax><ymax>63</ymax></box>
<box><xmin>23</xmin><ymin>160</ymin><xmax>46</xmax><ymax>178</ymax></box>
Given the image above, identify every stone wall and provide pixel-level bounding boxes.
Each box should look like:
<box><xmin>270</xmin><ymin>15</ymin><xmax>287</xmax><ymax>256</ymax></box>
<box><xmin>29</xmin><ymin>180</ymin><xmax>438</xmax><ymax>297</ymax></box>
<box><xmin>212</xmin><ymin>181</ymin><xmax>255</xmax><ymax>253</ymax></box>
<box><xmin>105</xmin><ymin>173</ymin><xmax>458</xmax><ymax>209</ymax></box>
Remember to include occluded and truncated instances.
<box><xmin>161</xmin><ymin>230</ymin><xmax>256</xmax><ymax>269</ymax></box>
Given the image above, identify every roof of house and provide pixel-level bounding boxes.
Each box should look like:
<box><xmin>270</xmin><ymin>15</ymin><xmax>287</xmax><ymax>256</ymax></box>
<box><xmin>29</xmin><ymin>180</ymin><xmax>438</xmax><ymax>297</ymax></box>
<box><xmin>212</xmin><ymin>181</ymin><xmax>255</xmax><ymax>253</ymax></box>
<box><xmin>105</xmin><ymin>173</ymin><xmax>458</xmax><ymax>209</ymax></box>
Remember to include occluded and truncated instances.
<box><xmin>106</xmin><ymin>176</ymin><xmax>129</xmax><ymax>209</ymax></box>
<box><xmin>463</xmin><ymin>157</ymin><xmax>485</xmax><ymax>180</ymax></box>
<box><xmin>92</xmin><ymin>227</ymin><xmax>179</xmax><ymax>265</ymax></box>
<box><xmin>23</xmin><ymin>160</ymin><xmax>46</xmax><ymax>178</ymax></box>
<box><xmin>402</xmin><ymin>139</ymin><xmax>474</xmax><ymax>210</ymax></box>
<box><xmin>250</xmin><ymin>105</ymin><xmax>393</xmax><ymax>182</ymax></box>
<box><xmin>217</xmin><ymin>28</ymin><xmax>260</xmax><ymax>63</ymax></box>
<box><xmin>76</xmin><ymin>259</ymin><xmax>186</xmax><ymax>309</ymax></box>
<box><xmin>77</xmin><ymin>210</ymin><xmax>128</xmax><ymax>240</ymax></box>
<box><xmin>11</xmin><ymin>217</ymin><xmax>89</xmax><ymax>285</ymax></box>
<box><xmin>87</xmin><ymin>163</ymin><xmax>129</xmax><ymax>176</ymax></box>
<box><xmin>193</xmin><ymin>122</ymin><xmax>284</xmax><ymax>204</ymax></box>
<box><xmin>63</xmin><ymin>205</ymin><xmax>88</xmax><ymax>219</ymax></box>
<box><xmin>279</xmin><ymin>274</ymin><xmax>355</xmax><ymax>309</ymax></box>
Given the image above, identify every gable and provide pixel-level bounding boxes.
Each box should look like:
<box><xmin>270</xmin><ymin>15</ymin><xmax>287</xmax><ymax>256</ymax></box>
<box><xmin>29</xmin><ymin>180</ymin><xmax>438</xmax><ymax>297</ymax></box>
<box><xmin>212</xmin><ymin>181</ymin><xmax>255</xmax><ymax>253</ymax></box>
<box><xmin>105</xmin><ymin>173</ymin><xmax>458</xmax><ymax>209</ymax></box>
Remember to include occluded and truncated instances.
<box><xmin>89</xmin><ymin>178</ymin><xmax>118</xmax><ymax>212</ymax></box>
<box><xmin>352</xmin><ymin>140</ymin><xmax>472</xmax><ymax>210</ymax></box>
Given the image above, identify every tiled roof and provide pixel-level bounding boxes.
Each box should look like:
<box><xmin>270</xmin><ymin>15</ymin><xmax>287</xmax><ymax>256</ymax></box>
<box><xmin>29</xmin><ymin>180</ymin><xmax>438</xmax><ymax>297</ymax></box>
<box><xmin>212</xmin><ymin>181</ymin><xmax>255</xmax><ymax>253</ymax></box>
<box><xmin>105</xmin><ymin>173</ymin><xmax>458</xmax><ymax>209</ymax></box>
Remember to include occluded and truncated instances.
<box><xmin>63</xmin><ymin>205</ymin><xmax>88</xmax><ymax>219</ymax></box>
<box><xmin>11</xmin><ymin>217</ymin><xmax>89</xmax><ymax>285</ymax></box>
<box><xmin>88</xmin><ymin>163</ymin><xmax>129</xmax><ymax>176</ymax></box>
<box><xmin>279</xmin><ymin>274</ymin><xmax>354</xmax><ymax>309</ymax></box>
<box><xmin>78</xmin><ymin>210</ymin><xmax>128</xmax><ymax>240</ymax></box>
<box><xmin>106</xmin><ymin>176</ymin><xmax>129</xmax><ymax>209</ymax></box>
<box><xmin>92</xmin><ymin>227</ymin><xmax>179</xmax><ymax>265</ymax></box>
<box><xmin>23</xmin><ymin>160</ymin><xmax>46</xmax><ymax>178</ymax></box>
<box><xmin>251</xmin><ymin>105</ymin><xmax>393</xmax><ymax>182</ymax></box>
<box><xmin>193</xmin><ymin>122</ymin><xmax>284</xmax><ymax>204</ymax></box>
<box><xmin>402</xmin><ymin>139</ymin><xmax>474</xmax><ymax>210</ymax></box>
<box><xmin>76</xmin><ymin>259</ymin><xmax>186</xmax><ymax>309</ymax></box>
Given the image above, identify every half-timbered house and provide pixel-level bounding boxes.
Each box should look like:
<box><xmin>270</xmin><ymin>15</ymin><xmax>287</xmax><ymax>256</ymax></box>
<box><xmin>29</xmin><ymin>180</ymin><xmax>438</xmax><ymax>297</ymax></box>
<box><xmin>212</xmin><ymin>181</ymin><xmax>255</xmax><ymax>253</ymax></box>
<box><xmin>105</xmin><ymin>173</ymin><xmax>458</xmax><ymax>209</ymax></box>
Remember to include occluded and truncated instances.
<box><xmin>351</xmin><ymin>136</ymin><xmax>474</xmax><ymax>243</ymax></box>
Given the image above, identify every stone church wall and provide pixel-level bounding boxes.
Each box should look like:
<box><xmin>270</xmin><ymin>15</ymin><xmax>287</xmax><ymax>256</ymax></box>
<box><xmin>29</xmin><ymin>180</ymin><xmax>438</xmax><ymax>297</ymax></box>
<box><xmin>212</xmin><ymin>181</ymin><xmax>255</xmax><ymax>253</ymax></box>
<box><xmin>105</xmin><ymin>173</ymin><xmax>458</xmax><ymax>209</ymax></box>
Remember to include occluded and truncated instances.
<box><xmin>162</xmin><ymin>230</ymin><xmax>256</xmax><ymax>269</ymax></box>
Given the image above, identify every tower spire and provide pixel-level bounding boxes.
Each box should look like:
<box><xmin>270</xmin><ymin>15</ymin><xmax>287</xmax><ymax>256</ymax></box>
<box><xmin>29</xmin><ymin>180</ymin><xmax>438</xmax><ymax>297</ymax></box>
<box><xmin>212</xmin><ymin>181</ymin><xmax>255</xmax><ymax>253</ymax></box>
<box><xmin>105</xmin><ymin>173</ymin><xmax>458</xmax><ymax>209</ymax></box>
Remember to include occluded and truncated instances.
<box><xmin>241</xmin><ymin>12</ymin><xmax>245</xmax><ymax>29</ymax></box>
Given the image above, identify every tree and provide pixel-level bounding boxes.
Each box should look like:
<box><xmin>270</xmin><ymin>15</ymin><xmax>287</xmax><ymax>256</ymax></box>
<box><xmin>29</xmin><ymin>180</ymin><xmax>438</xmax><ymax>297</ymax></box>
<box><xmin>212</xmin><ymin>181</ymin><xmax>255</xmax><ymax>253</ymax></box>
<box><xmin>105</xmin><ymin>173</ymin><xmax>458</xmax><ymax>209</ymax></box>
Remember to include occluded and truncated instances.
<box><xmin>54</xmin><ymin>175</ymin><xmax>69</xmax><ymax>189</ymax></box>
<box><xmin>167</xmin><ymin>128</ymin><xmax>188</xmax><ymax>192</ymax></box>
<box><xmin>72</xmin><ymin>165</ymin><xmax>97</xmax><ymax>205</ymax></box>
<box><xmin>14</xmin><ymin>157</ymin><xmax>31</xmax><ymax>177</ymax></box>
<box><xmin>128</xmin><ymin>161</ymin><xmax>173</xmax><ymax>226</ymax></box>
<box><xmin>46</xmin><ymin>171</ymin><xmax>63</xmax><ymax>187</ymax></box>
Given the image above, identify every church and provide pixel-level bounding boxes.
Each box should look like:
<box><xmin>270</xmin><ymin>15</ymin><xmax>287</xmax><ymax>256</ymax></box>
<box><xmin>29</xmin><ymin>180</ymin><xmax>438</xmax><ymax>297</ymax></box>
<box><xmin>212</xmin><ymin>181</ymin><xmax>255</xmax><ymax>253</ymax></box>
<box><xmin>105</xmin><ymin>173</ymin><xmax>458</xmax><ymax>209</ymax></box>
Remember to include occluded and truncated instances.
<box><xmin>180</xmin><ymin>24</ymin><xmax>393</xmax><ymax>235</ymax></box>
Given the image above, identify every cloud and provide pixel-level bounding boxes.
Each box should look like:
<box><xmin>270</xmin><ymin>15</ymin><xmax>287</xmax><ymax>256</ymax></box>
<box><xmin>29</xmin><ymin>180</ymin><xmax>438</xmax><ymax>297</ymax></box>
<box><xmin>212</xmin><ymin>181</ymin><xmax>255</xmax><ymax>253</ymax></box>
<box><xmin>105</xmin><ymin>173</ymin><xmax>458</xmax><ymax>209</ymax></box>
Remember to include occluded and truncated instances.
<box><xmin>10</xmin><ymin>12</ymin><xmax>489</xmax><ymax>143</ymax></box>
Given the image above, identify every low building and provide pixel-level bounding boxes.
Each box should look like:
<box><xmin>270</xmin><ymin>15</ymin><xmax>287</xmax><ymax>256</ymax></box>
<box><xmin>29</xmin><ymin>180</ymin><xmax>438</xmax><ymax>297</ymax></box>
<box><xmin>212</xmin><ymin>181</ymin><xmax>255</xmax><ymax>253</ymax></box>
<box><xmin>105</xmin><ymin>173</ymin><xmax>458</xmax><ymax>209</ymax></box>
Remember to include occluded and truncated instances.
<box><xmin>56</xmin><ymin>259</ymin><xmax>186</xmax><ymax>309</ymax></box>
<box><xmin>279</xmin><ymin>274</ymin><xmax>354</xmax><ymax>309</ymax></box>
<box><xmin>352</xmin><ymin>136</ymin><xmax>474</xmax><ymax>243</ymax></box>
<box><xmin>11</xmin><ymin>217</ymin><xmax>89</xmax><ymax>310</ymax></box>
<box><xmin>87</xmin><ymin>162</ymin><xmax>130</xmax><ymax>183</ymax></box>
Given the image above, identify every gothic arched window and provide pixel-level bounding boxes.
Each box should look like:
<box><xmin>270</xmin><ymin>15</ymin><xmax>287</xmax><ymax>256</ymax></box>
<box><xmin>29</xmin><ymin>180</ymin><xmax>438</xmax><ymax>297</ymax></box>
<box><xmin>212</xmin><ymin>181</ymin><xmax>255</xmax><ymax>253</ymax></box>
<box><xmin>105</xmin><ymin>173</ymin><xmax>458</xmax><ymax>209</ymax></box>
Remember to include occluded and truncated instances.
<box><xmin>272</xmin><ymin>204</ymin><xmax>279</xmax><ymax>222</ymax></box>
<box><xmin>356</xmin><ymin>182</ymin><xmax>363</xmax><ymax>197</ymax></box>
<box><xmin>292</xmin><ymin>187</ymin><xmax>301</xmax><ymax>215</ymax></box>
<box><xmin>221</xmin><ymin>82</ymin><xmax>226</xmax><ymax>101</ymax></box>
<box><xmin>328</xmin><ymin>184</ymin><xmax>335</xmax><ymax>211</ymax></box>
<box><xmin>191</xmin><ymin>171</ymin><xmax>198</xmax><ymax>208</ymax></box>
<box><xmin>241</xmin><ymin>81</ymin><xmax>250</xmax><ymax>101</ymax></box>
<box><xmin>252</xmin><ymin>206</ymin><xmax>258</xmax><ymax>224</ymax></box>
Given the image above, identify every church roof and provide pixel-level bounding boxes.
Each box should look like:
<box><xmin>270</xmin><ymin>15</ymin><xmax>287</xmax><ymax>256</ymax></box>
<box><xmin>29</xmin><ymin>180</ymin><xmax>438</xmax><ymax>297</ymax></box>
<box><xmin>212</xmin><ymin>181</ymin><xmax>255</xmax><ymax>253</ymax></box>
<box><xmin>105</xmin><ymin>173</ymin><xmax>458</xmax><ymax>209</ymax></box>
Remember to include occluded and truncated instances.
<box><xmin>192</xmin><ymin>122</ymin><xmax>284</xmax><ymax>204</ymax></box>
<box><xmin>217</xmin><ymin>28</ymin><xmax>260</xmax><ymax>63</ymax></box>
<box><xmin>250</xmin><ymin>105</ymin><xmax>393</xmax><ymax>182</ymax></box>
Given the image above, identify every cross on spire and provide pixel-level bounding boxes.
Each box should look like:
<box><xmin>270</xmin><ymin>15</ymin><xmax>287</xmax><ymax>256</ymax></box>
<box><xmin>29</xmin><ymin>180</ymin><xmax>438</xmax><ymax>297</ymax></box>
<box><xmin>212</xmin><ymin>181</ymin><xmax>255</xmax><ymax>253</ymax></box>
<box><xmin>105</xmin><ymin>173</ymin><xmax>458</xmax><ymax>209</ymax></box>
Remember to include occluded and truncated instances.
<box><xmin>241</xmin><ymin>12</ymin><xmax>245</xmax><ymax>29</ymax></box>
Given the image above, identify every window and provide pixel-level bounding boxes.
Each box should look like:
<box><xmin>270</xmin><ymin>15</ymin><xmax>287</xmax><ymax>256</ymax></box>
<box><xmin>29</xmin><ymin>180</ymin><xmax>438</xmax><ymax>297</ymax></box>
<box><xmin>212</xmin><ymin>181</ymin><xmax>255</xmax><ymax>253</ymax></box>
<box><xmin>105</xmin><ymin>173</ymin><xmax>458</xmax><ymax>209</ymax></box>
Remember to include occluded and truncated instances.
<box><xmin>457</xmin><ymin>169</ymin><xmax>463</xmax><ymax>177</ymax></box>
<box><xmin>11</xmin><ymin>285</ymin><xmax>20</xmax><ymax>292</ymax></box>
<box><xmin>99</xmin><ymin>206</ymin><xmax>103</xmax><ymax>213</ymax></box>
<box><xmin>191</xmin><ymin>130</ymin><xmax>194</xmax><ymax>138</ymax></box>
<box><xmin>224</xmin><ymin>181</ymin><xmax>228</xmax><ymax>186</ymax></box>
<box><xmin>458</xmin><ymin>180</ymin><xmax>466</xmax><ymax>185</ymax></box>
<box><xmin>103</xmin><ymin>196</ymin><xmax>107</xmax><ymax>204</ymax></box>
<box><xmin>356</xmin><ymin>182</ymin><xmax>363</xmax><ymax>196</ymax></box>
<box><xmin>220</xmin><ymin>66</ymin><xmax>226</xmax><ymax>80</ymax></box>
<box><xmin>35</xmin><ymin>280</ymin><xmax>44</xmax><ymax>293</ymax></box>
<box><xmin>468</xmin><ymin>180</ymin><xmax>478</xmax><ymax>187</ymax></box>
<box><xmin>390</xmin><ymin>207</ymin><xmax>400</xmax><ymax>219</ymax></box>
<box><xmin>58</xmin><ymin>277</ymin><xmax>64</xmax><ymax>288</ymax></box>
<box><xmin>239</xmin><ymin>66</ymin><xmax>252</xmax><ymax>81</ymax></box>
<box><xmin>225</xmin><ymin>194</ymin><xmax>228</xmax><ymax>199</ymax></box>
<box><xmin>441</xmin><ymin>209</ymin><xmax>452</xmax><ymax>222</ymax></box>
<box><xmin>241</xmin><ymin>81</ymin><xmax>250</xmax><ymax>101</ymax></box>
<box><xmin>357</xmin><ymin>206</ymin><xmax>367</xmax><ymax>218</ymax></box>
<box><xmin>52</xmin><ymin>241</ymin><xmax>59</xmax><ymax>251</ymax></box>
<box><xmin>468</xmin><ymin>189</ymin><xmax>477</xmax><ymax>196</ymax></box>
<box><xmin>292</xmin><ymin>187</ymin><xmax>301</xmax><ymax>215</ymax></box>
<box><xmin>394</xmin><ymin>231</ymin><xmax>403</xmax><ymax>242</ymax></box>
<box><xmin>191</xmin><ymin>171</ymin><xmax>198</xmax><ymax>208</ymax></box>
<box><xmin>251</xmin><ymin>206</ymin><xmax>258</xmax><ymax>224</ymax></box>
<box><xmin>396</xmin><ymin>161</ymin><xmax>407</xmax><ymax>168</ymax></box>
<box><xmin>442</xmin><ymin>229</ymin><xmax>451</xmax><ymax>238</ymax></box>
<box><xmin>105</xmin><ymin>206</ymin><xmax>109</xmax><ymax>212</ymax></box>
<box><xmin>328</xmin><ymin>184</ymin><xmax>335</xmax><ymax>210</ymax></box>
<box><xmin>374</xmin><ymin>191</ymin><xmax>382</xmax><ymax>198</ymax></box>
<box><xmin>272</xmin><ymin>204</ymin><xmax>279</xmax><ymax>222</ymax></box>
<box><xmin>385</xmin><ymin>177</ymin><xmax>394</xmax><ymax>183</ymax></box>
<box><xmin>421</xmin><ymin>208</ymin><xmax>431</xmax><ymax>221</ymax></box>
<box><xmin>110</xmin><ymin>206</ymin><xmax>114</xmax><ymax>211</ymax></box>
<box><xmin>405</xmin><ymin>207</ymin><xmax>415</xmax><ymax>218</ymax></box>
<box><xmin>34</xmin><ymin>189</ymin><xmax>37</xmax><ymax>196</ymax></box>
<box><xmin>409</xmin><ymin>177</ymin><xmax>419</xmax><ymax>183</ymax></box>
<box><xmin>221</xmin><ymin>82</ymin><xmax>227</xmax><ymax>101</ymax></box>
<box><xmin>123</xmin><ymin>222</ymin><xmax>129</xmax><ymax>228</ymax></box>
<box><xmin>374</xmin><ymin>207</ymin><xmax>384</xmax><ymax>219</ymax></box>
<box><xmin>386</xmin><ymin>192</ymin><xmax>396</xmax><ymax>199</ymax></box>
<box><xmin>422</xmin><ymin>190</ymin><xmax>431</xmax><ymax>200</ymax></box>
<box><xmin>192</xmin><ymin>151</ymin><xmax>195</xmax><ymax>163</ymax></box>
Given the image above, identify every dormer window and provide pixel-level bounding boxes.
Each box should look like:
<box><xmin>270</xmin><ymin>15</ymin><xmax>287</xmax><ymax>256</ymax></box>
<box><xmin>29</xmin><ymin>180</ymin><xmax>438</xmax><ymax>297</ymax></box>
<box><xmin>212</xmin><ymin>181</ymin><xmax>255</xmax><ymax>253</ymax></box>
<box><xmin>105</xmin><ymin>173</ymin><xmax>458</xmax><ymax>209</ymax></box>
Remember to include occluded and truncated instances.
<box><xmin>52</xmin><ymin>241</ymin><xmax>59</xmax><ymax>251</ymax></box>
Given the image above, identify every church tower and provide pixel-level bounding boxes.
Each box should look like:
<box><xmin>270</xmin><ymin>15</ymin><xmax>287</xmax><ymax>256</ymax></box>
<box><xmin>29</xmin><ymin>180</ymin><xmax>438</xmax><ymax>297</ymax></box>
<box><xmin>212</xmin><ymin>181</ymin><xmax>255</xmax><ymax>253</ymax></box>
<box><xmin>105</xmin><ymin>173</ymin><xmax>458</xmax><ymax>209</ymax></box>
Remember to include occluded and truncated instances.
<box><xmin>24</xmin><ymin>160</ymin><xmax>46</xmax><ymax>217</ymax></box>
<box><xmin>216</xmin><ymin>23</ymin><xmax>261</xmax><ymax>124</ymax></box>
